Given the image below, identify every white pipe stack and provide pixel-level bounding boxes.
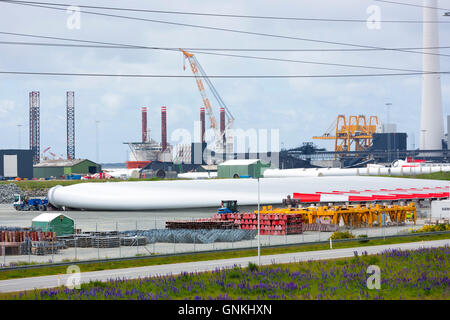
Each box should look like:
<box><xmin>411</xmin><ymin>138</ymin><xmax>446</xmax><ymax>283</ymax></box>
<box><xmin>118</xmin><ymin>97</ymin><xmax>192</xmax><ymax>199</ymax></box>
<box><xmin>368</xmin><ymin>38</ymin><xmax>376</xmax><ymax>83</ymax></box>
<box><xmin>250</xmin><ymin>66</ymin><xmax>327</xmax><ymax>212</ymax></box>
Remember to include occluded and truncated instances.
<box><xmin>263</xmin><ymin>165</ymin><xmax>450</xmax><ymax>178</ymax></box>
<box><xmin>420</xmin><ymin>0</ymin><xmax>445</xmax><ymax>152</ymax></box>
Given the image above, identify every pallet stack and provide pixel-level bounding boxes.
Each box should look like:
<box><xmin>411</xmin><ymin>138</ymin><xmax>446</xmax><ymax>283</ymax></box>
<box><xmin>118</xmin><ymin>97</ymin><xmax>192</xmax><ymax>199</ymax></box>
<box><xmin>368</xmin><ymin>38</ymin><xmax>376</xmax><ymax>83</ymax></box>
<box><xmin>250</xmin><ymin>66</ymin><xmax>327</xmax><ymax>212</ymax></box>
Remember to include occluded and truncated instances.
<box><xmin>1</xmin><ymin>230</ymin><xmax>56</xmax><ymax>242</ymax></box>
<box><xmin>91</xmin><ymin>236</ymin><xmax>120</xmax><ymax>248</ymax></box>
<box><xmin>166</xmin><ymin>219</ymin><xmax>237</xmax><ymax>230</ymax></box>
<box><xmin>302</xmin><ymin>223</ymin><xmax>338</xmax><ymax>232</ymax></box>
<box><xmin>60</xmin><ymin>233</ymin><xmax>122</xmax><ymax>248</ymax></box>
<box><xmin>62</xmin><ymin>234</ymin><xmax>93</xmax><ymax>248</ymax></box>
<box><xmin>0</xmin><ymin>243</ymin><xmax>21</xmax><ymax>256</ymax></box>
<box><xmin>120</xmin><ymin>236</ymin><xmax>147</xmax><ymax>246</ymax></box>
<box><xmin>1</xmin><ymin>229</ymin><xmax>57</xmax><ymax>256</ymax></box>
<box><xmin>31</xmin><ymin>241</ymin><xmax>60</xmax><ymax>255</ymax></box>
<box><xmin>212</xmin><ymin>213</ymin><xmax>303</xmax><ymax>235</ymax></box>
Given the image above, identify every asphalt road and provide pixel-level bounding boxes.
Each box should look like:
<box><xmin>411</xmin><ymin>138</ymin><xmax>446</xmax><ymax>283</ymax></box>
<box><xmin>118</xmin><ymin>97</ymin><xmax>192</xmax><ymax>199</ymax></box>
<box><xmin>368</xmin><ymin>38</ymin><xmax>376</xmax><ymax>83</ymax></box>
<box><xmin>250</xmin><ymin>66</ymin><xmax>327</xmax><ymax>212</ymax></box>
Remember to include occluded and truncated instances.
<box><xmin>0</xmin><ymin>239</ymin><xmax>448</xmax><ymax>293</ymax></box>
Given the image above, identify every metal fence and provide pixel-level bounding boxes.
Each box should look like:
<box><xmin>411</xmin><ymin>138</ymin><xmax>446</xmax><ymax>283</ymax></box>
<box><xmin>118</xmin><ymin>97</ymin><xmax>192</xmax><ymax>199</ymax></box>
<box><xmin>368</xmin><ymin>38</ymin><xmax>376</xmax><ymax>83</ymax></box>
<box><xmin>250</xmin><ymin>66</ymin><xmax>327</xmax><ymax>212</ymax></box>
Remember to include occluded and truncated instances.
<box><xmin>1</xmin><ymin>215</ymin><xmax>439</xmax><ymax>269</ymax></box>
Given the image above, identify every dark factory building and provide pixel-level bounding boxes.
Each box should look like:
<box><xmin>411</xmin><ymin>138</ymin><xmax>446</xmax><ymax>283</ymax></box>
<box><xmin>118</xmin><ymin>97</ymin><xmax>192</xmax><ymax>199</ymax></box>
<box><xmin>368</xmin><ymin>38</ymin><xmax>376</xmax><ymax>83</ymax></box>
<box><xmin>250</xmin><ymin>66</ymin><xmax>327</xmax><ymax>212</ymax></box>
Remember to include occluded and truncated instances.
<box><xmin>0</xmin><ymin>149</ymin><xmax>34</xmax><ymax>179</ymax></box>
<box><xmin>371</xmin><ymin>133</ymin><xmax>407</xmax><ymax>151</ymax></box>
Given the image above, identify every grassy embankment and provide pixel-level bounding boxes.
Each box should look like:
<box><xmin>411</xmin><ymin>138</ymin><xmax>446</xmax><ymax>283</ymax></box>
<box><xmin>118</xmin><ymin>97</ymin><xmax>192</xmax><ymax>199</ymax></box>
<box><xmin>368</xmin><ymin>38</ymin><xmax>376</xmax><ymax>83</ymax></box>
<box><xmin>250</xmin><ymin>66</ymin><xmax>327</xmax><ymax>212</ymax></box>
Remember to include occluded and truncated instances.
<box><xmin>1</xmin><ymin>171</ymin><xmax>449</xmax><ymax>192</ymax></box>
<box><xmin>0</xmin><ymin>177</ymin><xmax>164</xmax><ymax>191</ymax></box>
<box><xmin>6</xmin><ymin>245</ymin><xmax>450</xmax><ymax>300</ymax></box>
<box><xmin>383</xmin><ymin>171</ymin><xmax>450</xmax><ymax>181</ymax></box>
<box><xmin>0</xmin><ymin>232</ymin><xmax>448</xmax><ymax>281</ymax></box>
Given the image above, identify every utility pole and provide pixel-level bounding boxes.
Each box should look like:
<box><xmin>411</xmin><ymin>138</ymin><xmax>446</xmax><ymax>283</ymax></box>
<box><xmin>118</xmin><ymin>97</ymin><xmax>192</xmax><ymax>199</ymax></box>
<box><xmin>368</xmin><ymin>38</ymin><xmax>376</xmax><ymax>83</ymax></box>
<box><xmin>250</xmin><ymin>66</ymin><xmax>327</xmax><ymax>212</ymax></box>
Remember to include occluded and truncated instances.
<box><xmin>257</xmin><ymin>177</ymin><xmax>261</xmax><ymax>266</ymax></box>
<box><xmin>385</xmin><ymin>103</ymin><xmax>392</xmax><ymax>164</ymax></box>
<box><xmin>421</xmin><ymin>129</ymin><xmax>427</xmax><ymax>151</ymax></box>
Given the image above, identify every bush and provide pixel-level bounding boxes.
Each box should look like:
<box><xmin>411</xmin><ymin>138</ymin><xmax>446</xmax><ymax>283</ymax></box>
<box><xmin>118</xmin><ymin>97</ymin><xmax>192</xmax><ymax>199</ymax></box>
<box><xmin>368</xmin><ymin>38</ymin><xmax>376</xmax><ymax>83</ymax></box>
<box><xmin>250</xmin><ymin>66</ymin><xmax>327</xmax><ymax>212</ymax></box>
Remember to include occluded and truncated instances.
<box><xmin>248</xmin><ymin>262</ymin><xmax>259</xmax><ymax>272</ymax></box>
<box><xmin>358</xmin><ymin>234</ymin><xmax>369</xmax><ymax>243</ymax></box>
<box><xmin>411</xmin><ymin>224</ymin><xmax>450</xmax><ymax>233</ymax></box>
<box><xmin>329</xmin><ymin>231</ymin><xmax>355</xmax><ymax>240</ymax></box>
<box><xmin>227</xmin><ymin>266</ymin><xmax>242</xmax><ymax>279</ymax></box>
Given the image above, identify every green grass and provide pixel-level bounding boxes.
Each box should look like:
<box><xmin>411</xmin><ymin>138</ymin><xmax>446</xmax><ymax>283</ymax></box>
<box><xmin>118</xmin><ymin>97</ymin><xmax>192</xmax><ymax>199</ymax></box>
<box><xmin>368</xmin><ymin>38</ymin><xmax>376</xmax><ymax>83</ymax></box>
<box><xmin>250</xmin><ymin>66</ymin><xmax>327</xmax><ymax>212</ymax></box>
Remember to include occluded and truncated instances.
<box><xmin>0</xmin><ymin>232</ymin><xmax>448</xmax><ymax>281</ymax></box>
<box><xmin>6</xmin><ymin>245</ymin><xmax>449</xmax><ymax>300</ymax></box>
<box><xmin>0</xmin><ymin>178</ymin><xmax>166</xmax><ymax>191</ymax></box>
<box><xmin>382</xmin><ymin>171</ymin><xmax>450</xmax><ymax>181</ymax></box>
<box><xmin>2</xmin><ymin>171</ymin><xmax>448</xmax><ymax>192</ymax></box>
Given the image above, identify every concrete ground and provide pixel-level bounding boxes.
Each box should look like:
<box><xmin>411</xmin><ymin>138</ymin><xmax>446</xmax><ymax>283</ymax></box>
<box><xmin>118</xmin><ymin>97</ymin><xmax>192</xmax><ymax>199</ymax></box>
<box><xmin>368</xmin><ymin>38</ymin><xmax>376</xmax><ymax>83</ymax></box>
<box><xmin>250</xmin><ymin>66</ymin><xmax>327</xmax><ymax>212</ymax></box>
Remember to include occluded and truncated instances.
<box><xmin>0</xmin><ymin>239</ymin><xmax>447</xmax><ymax>293</ymax></box>
<box><xmin>0</xmin><ymin>203</ymin><xmax>426</xmax><ymax>266</ymax></box>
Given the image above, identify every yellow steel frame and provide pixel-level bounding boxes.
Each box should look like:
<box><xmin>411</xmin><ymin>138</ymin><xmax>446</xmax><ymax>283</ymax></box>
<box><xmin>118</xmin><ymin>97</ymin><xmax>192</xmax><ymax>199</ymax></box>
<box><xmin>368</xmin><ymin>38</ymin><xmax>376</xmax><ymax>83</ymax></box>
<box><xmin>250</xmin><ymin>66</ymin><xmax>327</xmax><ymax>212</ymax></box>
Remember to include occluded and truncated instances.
<box><xmin>256</xmin><ymin>203</ymin><xmax>416</xmax><ymax>228</ymax></box>
<box><xmin>312</xmin><ymin>115</ymin><xmax>379</xmax><ymax>159</ymax></box>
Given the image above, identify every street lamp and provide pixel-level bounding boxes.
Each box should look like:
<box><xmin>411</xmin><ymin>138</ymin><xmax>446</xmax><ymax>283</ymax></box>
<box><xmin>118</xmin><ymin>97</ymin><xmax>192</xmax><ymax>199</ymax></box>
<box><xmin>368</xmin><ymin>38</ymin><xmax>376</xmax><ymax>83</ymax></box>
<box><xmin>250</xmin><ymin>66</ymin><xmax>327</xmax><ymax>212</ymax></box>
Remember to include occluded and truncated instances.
<box><xmin>421</xmin><ymin>129</ymin><xmax>427</xmax><ymax>150</ymax></box>
<box><xmin>385</xmin><ymin>103</ymin><xmax>392</xmax><ymax>164</ymax></box>
<box><xmin>257</xmin><ymin>177</ymin><xmax>261</xmax><ymax>266</ymax></box>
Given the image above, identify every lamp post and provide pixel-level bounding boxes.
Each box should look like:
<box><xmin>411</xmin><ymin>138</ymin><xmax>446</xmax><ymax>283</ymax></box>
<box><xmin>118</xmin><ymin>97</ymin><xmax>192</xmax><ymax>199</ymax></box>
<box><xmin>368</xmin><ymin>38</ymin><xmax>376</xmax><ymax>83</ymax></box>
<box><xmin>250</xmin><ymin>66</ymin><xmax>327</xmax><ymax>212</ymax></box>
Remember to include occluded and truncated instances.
<box><xmin>385</xmin><ymin>103</ymin><xmax>392</xmax><ymax>164</ymax></box>
<box><xmin>420</xmin><ymin>129</ymin><xmax>427</xmax><ymax>151</ymax></box>
<box><xmin>257</xmin><ymin>177</ymin><xmax>261</xmax><ymax>266</ymax></box>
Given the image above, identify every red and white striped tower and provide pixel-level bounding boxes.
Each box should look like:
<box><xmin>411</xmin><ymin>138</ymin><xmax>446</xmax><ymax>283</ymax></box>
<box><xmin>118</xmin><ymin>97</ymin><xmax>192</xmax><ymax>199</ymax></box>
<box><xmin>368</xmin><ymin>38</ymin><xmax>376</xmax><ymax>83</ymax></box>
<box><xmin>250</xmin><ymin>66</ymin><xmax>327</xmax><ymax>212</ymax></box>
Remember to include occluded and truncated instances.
<box><xmin>161</xmin><ymin>106</ymin><xmax>167</xmax><ymax>151</ymax></box>
<box><xmin>220</xmin><ymin>107</ymin><xmax>226</xmax><ymax>147</ymax></box>
<box><xmin>141</xmin><ymin>107</ymin><xmax>148</xmax><ymax>143</ymax></box>
<box><xmin>200</xmin><ymin>107</ymin><xmax>206</xmax><ymax>143</ymax></box>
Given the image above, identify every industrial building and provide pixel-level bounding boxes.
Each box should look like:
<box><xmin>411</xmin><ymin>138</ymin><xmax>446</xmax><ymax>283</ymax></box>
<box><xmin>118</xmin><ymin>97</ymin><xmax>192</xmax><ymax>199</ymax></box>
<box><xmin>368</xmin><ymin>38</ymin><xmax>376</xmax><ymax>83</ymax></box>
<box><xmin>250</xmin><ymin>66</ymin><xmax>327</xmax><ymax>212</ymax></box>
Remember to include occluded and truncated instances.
<box><xmin>217</xmin><ymin>159</ymin><xmax>270</xmax><ymax>178</ymax></box>
<box><xmin>139</xmin><ymin>160</ymin><xmax>217</xmax><ymax>179</ymax></box>
<box><xmin>0</xmin><ymin>149</ymin><xmax>33</xmax><ymax>179</ymax></box>
<box><xmin>33</xmin><ymin>159</ymin><xmax>101</xmax><ymax>179</ymax></box>
<box><xmin>124</xmin><ymin>106</ymin><xmax>172</xmax><ymax>170</ymax></box>
<box><xmin>31</xmin><ymin>213</ymin><xmax>74</xmax><ymax>236</ymax></box>
<box><xmin>139</xmin><ymin>161</ymin><xmax>178</xmax><ymax>179</ymax></box>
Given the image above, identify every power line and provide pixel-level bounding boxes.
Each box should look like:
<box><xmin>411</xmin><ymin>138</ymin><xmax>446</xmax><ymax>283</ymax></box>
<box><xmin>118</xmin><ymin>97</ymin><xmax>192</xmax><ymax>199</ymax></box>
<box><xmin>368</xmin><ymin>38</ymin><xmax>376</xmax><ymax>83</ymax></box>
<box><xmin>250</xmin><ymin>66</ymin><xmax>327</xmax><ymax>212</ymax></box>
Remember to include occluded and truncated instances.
<box><xmin>188</xmin><ymin>50</ymin><xmax>423</xmax><ymax>73</ymax></box>
<box><xmin>1</xmin><ymin>0</ymin><xmax>448</xmax><ymax>23</ymax></box>
<box><xmin>0</xmin><ymin>70</ymin><xmax>448</xmax><ymax>78</ymax></box>
<box><xmin>1</xmin><ymin>39</ymin><xmax>450</xmax><ymax>53</ymax></box>
<box><xmin>0</xmin><ymin>33</ymin><xmax>432</xmax><ymax>73</ymax></box>
<box><xmin>0</xmin><ymin>31</ymin><xmax>173</xmax><ymax>51</ymax></box>
<box><xmin>3</xmin><ymin>1</ymin><xmax>450</xmax><ymax>59</ymax></box>
<box><xmin>373</xmin><ymin>0</ymin><xmax>450</xmax><ymax>11</ymax></box>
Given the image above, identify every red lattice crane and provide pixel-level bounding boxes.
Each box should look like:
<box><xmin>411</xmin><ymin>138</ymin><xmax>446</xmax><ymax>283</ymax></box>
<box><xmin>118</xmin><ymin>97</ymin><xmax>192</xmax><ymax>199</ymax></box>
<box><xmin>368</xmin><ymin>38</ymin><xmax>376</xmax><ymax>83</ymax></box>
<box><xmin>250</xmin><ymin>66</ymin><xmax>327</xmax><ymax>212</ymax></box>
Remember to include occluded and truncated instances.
<box><xmin>181</xmin><ymin>49</ymin><xmax>234</xmax><ymax>153</ymax></box>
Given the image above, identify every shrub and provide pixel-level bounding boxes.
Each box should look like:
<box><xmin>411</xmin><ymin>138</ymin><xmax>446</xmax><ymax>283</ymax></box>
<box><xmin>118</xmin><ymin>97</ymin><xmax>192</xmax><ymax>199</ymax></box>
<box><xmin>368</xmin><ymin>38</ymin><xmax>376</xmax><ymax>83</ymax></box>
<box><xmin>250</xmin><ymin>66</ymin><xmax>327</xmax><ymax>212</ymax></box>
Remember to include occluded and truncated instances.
<box><xmin>358</xmin><ymin>234</ymin><xmax>370</xmax><ymax>243</ymax></box>
<box><xmin>227</xmin><ymin>266</ymin><xmax>242</xmax><ymax>279</ymax></box>
<box><xmin>411</xmin><ymin>224</ymin><xmax>450</xmax><ymax>233</ymax></box>
<box><xmin>329</xmin><ymin>231</ymin><xmax>355</xmax><ymax>240</ymax></box>
<box><xmin>248</xmin><ymin>262</ymin><xmax>259</xmax><ymax>272</ymax></box>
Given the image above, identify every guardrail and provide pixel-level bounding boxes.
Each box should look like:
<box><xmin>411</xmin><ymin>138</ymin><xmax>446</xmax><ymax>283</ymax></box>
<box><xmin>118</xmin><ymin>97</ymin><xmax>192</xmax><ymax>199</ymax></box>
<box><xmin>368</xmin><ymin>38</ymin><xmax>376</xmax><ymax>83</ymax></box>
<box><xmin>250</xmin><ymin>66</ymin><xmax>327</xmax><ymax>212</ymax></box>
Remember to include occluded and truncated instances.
<box><xmin>1</xmin><ymin>230</ymin><xmax>449</xmax><ymax>272</ymax></box>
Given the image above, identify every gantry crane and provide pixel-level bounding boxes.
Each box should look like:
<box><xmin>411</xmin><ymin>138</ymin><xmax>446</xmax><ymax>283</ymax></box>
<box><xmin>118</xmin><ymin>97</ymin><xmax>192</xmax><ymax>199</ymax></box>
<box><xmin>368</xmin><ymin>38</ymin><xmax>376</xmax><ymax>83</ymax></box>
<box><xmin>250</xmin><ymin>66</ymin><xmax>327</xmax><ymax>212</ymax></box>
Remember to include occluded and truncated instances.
<box><xmin>312</xmin><ymin>115</ymin><xmax>379</xmax><ymax>159</ymax></box>
<box><xmin>181</xmin><ymin>49</ymin><xmax>234</xmax><ymax>154</ymax></box>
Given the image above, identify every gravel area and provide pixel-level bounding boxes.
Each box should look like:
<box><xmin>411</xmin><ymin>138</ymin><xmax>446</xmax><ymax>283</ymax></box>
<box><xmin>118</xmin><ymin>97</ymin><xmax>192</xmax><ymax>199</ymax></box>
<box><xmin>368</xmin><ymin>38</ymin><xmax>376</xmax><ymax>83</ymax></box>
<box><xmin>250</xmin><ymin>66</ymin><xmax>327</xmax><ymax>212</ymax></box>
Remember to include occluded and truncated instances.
<box><xmin>0</xmin><ymin>184</ymin><xmax>24</xmax><ymax>204</ymax></box>
<box><xmin>0</xmin><ymin>184</ymin><xmax>48</xmax><ymax>204</ymax></box>
<box><xmin>24</xmin><ymin>188</ymin><xmax>49</xmax><ymax>198</ymax></box>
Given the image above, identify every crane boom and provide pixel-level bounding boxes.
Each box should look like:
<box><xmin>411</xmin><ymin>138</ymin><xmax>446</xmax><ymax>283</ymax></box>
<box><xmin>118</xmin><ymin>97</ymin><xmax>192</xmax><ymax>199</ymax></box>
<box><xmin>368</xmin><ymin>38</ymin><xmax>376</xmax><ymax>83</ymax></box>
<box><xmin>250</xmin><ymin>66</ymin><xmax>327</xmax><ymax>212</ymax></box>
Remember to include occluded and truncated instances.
<box><xmin>181</xmin><ymin>49</ymin><xmax>234</xmax><ymax>153</ymax></box>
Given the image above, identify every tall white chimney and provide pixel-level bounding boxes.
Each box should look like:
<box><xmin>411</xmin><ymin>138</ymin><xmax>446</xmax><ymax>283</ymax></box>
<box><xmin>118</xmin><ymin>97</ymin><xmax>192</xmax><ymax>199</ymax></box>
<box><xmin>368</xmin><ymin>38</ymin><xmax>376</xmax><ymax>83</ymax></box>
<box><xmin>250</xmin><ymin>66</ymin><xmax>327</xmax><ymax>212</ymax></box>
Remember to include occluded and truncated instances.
<box><xmin>420</xmin><ymin>0</ymin><xmax>444</xmax><ymax>152</ymax></box>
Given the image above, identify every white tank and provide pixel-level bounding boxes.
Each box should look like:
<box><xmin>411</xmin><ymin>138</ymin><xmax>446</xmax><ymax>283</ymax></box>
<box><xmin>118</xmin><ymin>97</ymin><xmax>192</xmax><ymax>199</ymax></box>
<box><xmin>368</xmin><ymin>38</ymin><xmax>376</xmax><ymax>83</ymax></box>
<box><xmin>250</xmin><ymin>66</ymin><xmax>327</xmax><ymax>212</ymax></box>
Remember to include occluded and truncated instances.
<box><xmin>263</xmin><ymin>165</ymin><xmax>450</xmax><ymax>178</ymax></box>
<box><xmin>420</xmin><ymin>0</ymin><xmax>445</xmax><ymax>152</ymax></box>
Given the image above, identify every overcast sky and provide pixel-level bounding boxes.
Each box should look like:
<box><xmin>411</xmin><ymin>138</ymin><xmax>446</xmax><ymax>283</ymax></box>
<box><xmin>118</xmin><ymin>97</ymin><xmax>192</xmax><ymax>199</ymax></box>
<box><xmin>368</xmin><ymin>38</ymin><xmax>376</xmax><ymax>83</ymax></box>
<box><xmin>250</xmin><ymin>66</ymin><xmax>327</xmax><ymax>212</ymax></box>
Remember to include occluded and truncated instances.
<box><xmin>0</xmin><ymin>0</ymin><xmax>449</xmax><ymax>163</ymax></box>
